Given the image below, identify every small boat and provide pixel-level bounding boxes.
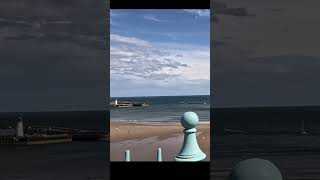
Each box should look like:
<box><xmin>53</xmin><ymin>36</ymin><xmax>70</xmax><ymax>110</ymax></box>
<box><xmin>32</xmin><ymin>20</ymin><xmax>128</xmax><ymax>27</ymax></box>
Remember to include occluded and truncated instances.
<box><xmin>141</xmin><ymin>103</ymin><xmax>149</xmax><ymax>107</ymax></box>
<box><xmin>203</xmin><ymin>99</ymin><xmax>207</xmax><ymax>104</ymax></box>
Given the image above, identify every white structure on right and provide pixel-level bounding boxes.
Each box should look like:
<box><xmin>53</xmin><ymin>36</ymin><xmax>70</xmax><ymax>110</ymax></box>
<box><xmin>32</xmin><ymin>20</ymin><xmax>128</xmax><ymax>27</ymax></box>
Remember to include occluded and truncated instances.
<box><xmin>175</xmin><ymin>111</ymin><xmax>206</xmax><ymax>162</ymax></box>
<box><xmin>16</xmin><ymin>115</ymin><xmax>24</xmax><ymax>138</ymax></box>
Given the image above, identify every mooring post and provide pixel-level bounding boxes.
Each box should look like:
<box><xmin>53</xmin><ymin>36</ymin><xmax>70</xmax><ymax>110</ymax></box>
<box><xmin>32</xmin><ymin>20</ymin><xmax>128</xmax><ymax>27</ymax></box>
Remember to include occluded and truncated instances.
<box><xmin>124</xmin><ymin>150</ymin><xmax>130</xmax><ymax>162</ymax></box>
<box><xmin>157</xmin><ymin>148</ymin><xmax>162</xmax><ymax>162</ymax></box>
<box><xmin>175</xmin><ymin>112</ymin><xmax>206</xmax><ymax>162</ymax></box>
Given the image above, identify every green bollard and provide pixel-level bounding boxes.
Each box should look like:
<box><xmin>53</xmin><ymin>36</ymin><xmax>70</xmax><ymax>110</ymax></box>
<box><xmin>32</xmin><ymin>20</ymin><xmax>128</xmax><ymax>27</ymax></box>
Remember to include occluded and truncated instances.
<box><xmin>175</xmin><ymin>112</ymin><xmax>206</xmax><ymax>162</ymax></box>
<box><xmin>157</xmin><ymin>148</ymin><xmax>162</xmax><ymax>162</ymax></box>
<box><xmin>124</xmin><ymin>150</ymin><xmax>130</xmax><ymax>162</ymax></box>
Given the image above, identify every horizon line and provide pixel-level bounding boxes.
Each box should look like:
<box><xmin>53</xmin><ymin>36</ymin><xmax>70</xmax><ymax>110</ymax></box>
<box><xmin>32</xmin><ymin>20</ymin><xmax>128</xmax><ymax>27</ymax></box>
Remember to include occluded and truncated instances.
<box><xmin>110</xmin><ymin>94</ymin><xmax>210</xmax><ymax>98</ymax></box>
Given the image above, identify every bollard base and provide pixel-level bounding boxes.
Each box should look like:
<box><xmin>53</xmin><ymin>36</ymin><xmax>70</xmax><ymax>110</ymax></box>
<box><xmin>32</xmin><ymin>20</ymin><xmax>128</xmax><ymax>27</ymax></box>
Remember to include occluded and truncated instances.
<box><xmin>175</xmin><ymin>152</ymin><xmax>206</xmax><ymax>162</ymax></box>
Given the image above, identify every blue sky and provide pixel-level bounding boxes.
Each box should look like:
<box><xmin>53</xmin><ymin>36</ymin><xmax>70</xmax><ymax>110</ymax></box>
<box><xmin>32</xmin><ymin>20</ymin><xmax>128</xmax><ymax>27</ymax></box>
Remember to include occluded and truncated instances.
<box><xmin>110</xmin><ymin>9</ymin><xmax>210</xmax><ymax>97</ymax></box>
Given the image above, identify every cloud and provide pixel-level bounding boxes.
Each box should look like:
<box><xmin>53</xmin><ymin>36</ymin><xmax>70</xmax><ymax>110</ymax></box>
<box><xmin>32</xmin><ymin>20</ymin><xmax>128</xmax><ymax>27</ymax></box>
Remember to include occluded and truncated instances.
<box><xmin>110</xmin><ymin>34</ymin><xmax>151</xmax><ymax>47</ymax></box>
<box><xmin>246</xmin><ymin>54</ymin><xmax>320</xmax><ymax>73</ymax></box>
<box><xmin>183</xmin><ymin>9</ymin><xmax>210</xmax><ymax>17</ymax></box>
<box><xmin>143</xmin><ymin>14</ymin><xmax>165</xmax><ymax>22</ymax></box>
<box><xmin>212</xmin><ymin>0</ymin><xmax>320</xmax><ymax>107</ymax></box>
<box><xmin>110</xmin><ymin>10</ymin><xmax>210</xmax><ymax>97</ymax></box>
<box><xmin>0</xmin><ymin>15</ymin><xmax>104</xmax><ymax>50</ymax></box>
<box><xmin>212</xmin><ymin>1</ymin><xmax>255</xmax><ymax>17</ymax></box>
<box><xmin>214</xmin><ymin>40</ymin><xmax>227</xmax><ymax>46</ymax></box>
<box><xmin>110</xmin><ymin>46</ymin><xmax>189</xmax><ymax>81</ymax></box>
<box><xmin>0</xmin><ymin>0</ymin><xmax>107</xmax><ymax>112</ymax></box>
<box><xmin>0</xmin><ymin>17</ymin><xmax>73</xmax><ymax>30</ymax></box>
<box><xmin>111</xmin><ymin>78</ymin><xmax>210</xmax><ymax>97</ymax></box>
<box><xmin>110</xmin><ymin>35</ymin><xmax>209</xmax><ymax>84</ymax></box>
<box><xmin>159</xmin><ymin>31</ymin><xmax>207</xmax><ymax>40</ymax></box>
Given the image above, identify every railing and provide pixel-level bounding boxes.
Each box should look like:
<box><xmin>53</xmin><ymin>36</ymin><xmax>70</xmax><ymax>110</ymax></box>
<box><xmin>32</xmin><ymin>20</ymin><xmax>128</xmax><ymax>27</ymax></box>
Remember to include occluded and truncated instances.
<box><xmin>124</xmin><ymin>147</ymin><xmax>162</xmax><ymax>162</ymax></box>
<box><xmin>123</xmin><ymin>111</ymin><xmax>206</xmax><ymax>162</ymax></box>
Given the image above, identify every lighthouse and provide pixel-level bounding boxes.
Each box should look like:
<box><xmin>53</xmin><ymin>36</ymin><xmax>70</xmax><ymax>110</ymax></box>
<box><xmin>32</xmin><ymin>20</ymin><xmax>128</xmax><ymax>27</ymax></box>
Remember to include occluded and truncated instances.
<box><xmin>16</xmin><ymin>115</ymin><xmax>24</xmax><ymax>138</ymax></box>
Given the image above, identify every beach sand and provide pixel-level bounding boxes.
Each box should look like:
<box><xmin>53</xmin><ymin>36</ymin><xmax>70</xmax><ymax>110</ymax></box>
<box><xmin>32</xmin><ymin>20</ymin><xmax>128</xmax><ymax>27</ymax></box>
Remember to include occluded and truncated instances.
<box><xmin>110</xmin><ymin>121</ymin><xmax>210</xmax><ymax>161</ymax></box>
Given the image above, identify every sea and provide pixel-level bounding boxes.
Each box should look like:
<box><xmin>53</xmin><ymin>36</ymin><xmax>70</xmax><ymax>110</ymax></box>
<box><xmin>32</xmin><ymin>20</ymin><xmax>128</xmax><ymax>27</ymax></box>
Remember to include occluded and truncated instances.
<box><xmin>0</xmin><ymin>111</ymin><xmax>107</xmax><ymax>180</ymax></box>
<box><xmin>110</xmin><ymin>95</ymin><xmax>210</xmax><ymax>122</ymax></box>
<box><xmin>212</xmin><ymin>106</ymin><xmax>320</xmax><ymax>180</ymax></box>
<box><xmin>3</xmin><ymin>105</ymin><xmax>320</xmax><ymax>179</ymax></box>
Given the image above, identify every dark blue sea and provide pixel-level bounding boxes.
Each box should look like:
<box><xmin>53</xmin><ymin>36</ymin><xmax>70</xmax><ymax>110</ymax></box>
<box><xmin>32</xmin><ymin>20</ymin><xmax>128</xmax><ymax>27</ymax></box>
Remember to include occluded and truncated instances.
<box><xmin>0</xmin><ymin>111</ymin><xmax>107</xmax><ymax>180</ymax></box>
<box><xmin>110</xmin><ymin>95</ymin><xmax>210</xmax><ymax>122</ymax></box>
<box><xmin>213</xmin><ymin>106</ymin><xmax>320</xmax><ymax>180</ymax></box>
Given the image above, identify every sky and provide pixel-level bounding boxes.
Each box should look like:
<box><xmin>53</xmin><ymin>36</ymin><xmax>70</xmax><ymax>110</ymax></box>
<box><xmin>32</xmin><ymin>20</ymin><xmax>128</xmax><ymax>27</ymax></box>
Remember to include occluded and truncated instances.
<box><xmin>110</xmin><ymin>9</ymin><xmax>210</xmax><ymax>97</ymax></box>
<box><xmin>212</xmin><ymin>0</ymin><xmax>320</xmax><ymax>107</ymax></box>
<box><xmin>2</xmin><ymin>0</ymin><xmax>320</xmax><ymax>110</ymax></box>
<box><xmin>0</xmin><ymin>0</ymin><xmax>107</xmax><ymax>112</ymax></box>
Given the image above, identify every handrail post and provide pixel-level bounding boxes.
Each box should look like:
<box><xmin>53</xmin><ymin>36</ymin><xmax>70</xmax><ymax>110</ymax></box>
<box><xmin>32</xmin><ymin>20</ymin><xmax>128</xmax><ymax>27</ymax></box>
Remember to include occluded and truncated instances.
<box><xmin>124</xmin><ymin>150</ymin><xmax>130</xmax><ymax>162</ymax></box>
<box><xmin>157</xmin><ymin>148</ymin><xmax>162</xmax><ymax>162</ymax></box>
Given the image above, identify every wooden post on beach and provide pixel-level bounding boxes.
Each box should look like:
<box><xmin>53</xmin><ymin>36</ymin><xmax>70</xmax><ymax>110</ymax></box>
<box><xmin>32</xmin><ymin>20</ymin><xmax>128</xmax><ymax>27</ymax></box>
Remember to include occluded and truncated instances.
<box><xmin>157</xmin><ymin>148</ymin><xmax>162</xmax><ymax>162</ymax></box>
<box><xmin>124</xmin><ymin>150</ymin><xmax>130</xmax><ymax>162</ymax></box>
<box><xmin>175</xmin><ymin>112</ymin><xmax>206</xmax><ymax>162</ymax></box>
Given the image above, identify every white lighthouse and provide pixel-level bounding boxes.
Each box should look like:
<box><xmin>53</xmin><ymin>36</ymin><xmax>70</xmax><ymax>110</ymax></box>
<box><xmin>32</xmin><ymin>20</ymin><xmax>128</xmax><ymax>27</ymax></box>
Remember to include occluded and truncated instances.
<box><xmin>16</xmin><ymin>115</ymin><xmax>24</xmax><ymax>138</ymax></box>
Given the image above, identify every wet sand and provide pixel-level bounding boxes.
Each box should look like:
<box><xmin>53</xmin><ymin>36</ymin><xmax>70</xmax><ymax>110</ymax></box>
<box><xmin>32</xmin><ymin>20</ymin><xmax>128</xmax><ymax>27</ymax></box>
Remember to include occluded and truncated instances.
<box><xmin>110</xmin><ymin>121</ymin><xmax>210</xmax><ymax>161</ymax></box>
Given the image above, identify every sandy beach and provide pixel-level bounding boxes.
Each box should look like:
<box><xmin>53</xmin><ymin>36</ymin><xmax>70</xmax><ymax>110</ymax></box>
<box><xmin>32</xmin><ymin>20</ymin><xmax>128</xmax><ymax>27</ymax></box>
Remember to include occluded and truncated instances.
<box><xmin>110</xmin><ymin>121</ymin><xmax>210</xmax><ymax>161</ymax></box>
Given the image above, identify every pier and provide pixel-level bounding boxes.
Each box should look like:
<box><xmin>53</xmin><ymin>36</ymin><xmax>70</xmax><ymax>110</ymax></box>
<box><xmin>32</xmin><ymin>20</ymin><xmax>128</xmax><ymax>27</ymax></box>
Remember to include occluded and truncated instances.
<box><xmin>110</xmin><ymin>99</ymin><xmax>149</xmax><ymax>108</ymax></box>
<box><xmin>0</xmin><ymin>116</ymin><xmax>107</xmax><ymax>145</ymax></box>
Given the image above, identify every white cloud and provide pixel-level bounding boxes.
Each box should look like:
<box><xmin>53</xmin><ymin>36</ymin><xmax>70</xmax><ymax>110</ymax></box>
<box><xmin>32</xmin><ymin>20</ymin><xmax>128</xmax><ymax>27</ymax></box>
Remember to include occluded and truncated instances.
<box><xmin>110</xmin><ymin>35</ymin><xmax>210</xmax><ymax>96</ymax></box>
<box><xmin>143</xmin><ymin>14</ymin><xmax>167</xmax><ymax>22</ymax></box>
<box><xmin>110</xmin><ymin>34</ymin><xmax>151</xmax><ymax>47</ymax></box>
<box><xmin>110</xmin><ymin>78</ymin><xmax>209</xmax><ymax>97</ymax></box>
<box><xmin>183</xmin><ymin>9</ymin><xmax>210</xmax><ymax>17</ymax></box>
<box><xmin>110</xmin><ymin>34</ymin><xmax>210</xmax><ymax>84</ymax></box>
<box><xmin>109</xmin><ymin>10</ymin><xmax>210</xmax><ymax>96</ymax></box>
